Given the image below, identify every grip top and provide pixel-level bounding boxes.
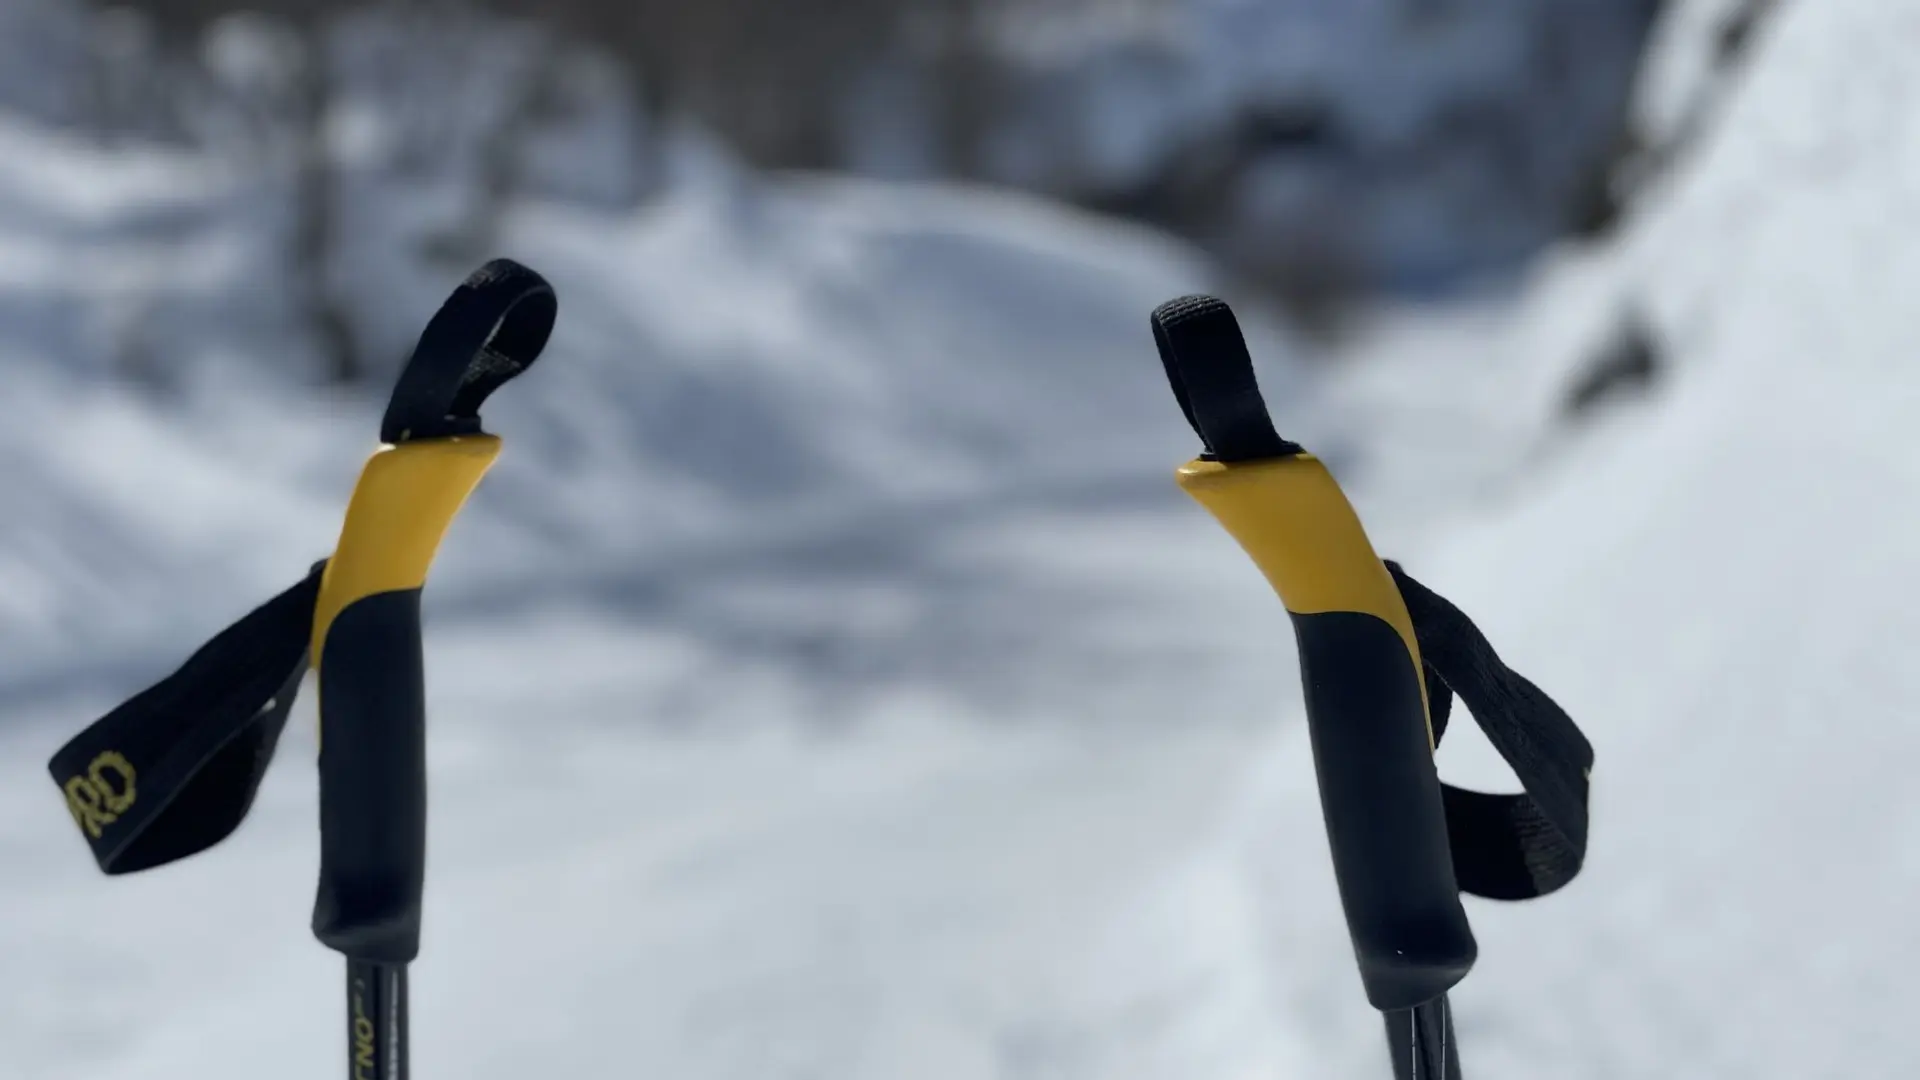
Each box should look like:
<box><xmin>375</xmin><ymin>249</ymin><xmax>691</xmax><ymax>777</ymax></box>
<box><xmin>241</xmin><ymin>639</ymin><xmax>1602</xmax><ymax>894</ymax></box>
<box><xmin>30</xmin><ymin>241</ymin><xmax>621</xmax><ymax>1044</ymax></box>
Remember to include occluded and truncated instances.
<box><xmin>1180</xmin><ymin>453</ymin><xmax>1473</xmax><ymax>1009</ymax></box>
<box><xmin>311</xmin><ymin>437</ymin><xmax>501</xmax><ymax>670</ymax></box>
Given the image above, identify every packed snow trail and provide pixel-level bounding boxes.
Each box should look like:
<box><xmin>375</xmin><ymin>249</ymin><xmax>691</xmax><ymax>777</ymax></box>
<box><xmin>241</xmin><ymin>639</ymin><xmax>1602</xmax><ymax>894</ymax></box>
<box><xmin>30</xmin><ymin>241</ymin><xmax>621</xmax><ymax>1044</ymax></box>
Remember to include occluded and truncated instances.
<box><xmin>2</xmin><ymin>665</ymin><xmax>1272</xmax><ymax>1080</ymax></box>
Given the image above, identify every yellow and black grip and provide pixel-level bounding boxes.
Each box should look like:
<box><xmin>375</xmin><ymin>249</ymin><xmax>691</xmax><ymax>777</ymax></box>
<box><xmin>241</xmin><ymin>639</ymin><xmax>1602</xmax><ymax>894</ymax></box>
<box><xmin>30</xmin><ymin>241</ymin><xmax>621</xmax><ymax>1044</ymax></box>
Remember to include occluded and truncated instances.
<box><xmin>1153</xmin><ymin>295</ymin><xmax>1474</xmax><ymax>1012</ymax></box>
<box><xmin>309</xmin><ymin>260</ymin><xmax>555</xmax><ymax>964</ymax></box>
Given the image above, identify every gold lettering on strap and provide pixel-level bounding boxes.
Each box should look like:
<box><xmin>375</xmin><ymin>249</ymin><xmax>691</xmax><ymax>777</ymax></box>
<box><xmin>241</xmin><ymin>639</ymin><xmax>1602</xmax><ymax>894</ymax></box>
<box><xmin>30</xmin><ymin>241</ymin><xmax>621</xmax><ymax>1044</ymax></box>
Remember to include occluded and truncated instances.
<box><xmin>64</xmin><ymin>751</ymin><xmax>137</xmax><ymax>839</ymax></box>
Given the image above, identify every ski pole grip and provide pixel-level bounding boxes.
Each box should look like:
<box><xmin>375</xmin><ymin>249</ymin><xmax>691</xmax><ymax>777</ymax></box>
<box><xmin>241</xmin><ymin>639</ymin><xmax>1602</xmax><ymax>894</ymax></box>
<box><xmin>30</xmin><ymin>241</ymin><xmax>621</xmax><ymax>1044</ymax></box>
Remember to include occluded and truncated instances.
<box><xmin>1150</xmin><ymin>295</ymin><xmax>1471</xmax><ymax>1011</ymax></box>
<box><xmin>311</xmin><ymin>259</ymin><xmax>553</xmax><ymax>963</ymax></box>
<box><xmin>311</xmin><ymin>438</ymin><xmax>500</xmax><ymax>963</ymax></box>
<box><xmin>1179</xmin><ymin>456</ymin><xmax>1476</xmax><ymax>1009</ymax></box>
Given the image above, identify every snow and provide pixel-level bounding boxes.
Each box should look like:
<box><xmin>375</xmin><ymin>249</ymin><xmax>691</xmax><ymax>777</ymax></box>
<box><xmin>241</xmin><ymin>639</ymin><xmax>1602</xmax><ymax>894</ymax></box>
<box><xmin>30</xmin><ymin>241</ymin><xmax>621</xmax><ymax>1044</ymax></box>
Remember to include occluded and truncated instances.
<box><xmin>1420</xmin><ymin>3</ymin><xmax>1920</xmax><ymax>1072</ymax></box>
<box><xmin>0</xmin><ymin>95</ymin><xmax>1322</xmax><ymax>1080</ymax></box>
<box><xmin>5</xmin><ymin>0</ymin><xmax>1916</xmax><ymax>1076</ymax></box>
<box><xmin>2</xmin><ymin>679</ymin><xmax>1268</xmax><ymax>1080</ymax></box>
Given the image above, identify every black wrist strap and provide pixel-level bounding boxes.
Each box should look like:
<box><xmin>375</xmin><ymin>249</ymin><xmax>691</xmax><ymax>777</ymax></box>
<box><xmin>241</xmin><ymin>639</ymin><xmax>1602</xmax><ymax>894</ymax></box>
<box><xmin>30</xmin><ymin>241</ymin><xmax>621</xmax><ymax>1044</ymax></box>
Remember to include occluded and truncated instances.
<box><xmin>1391</xmin><ymin>561</ymin><xmax>1594</xmax><ymax>901</ymax></box>
<box><xmin>49</xmin><ymin>563</ymin><xmax>324</xmax><ymax>874</ymax></box>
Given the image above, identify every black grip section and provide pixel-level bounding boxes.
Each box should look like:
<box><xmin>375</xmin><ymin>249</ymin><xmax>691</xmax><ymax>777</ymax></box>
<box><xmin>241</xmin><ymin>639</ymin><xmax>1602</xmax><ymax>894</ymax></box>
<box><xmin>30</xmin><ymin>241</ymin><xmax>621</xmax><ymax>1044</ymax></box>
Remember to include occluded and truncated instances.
<box><xmin>314</xmin><ymin>590</ymin><xmax>428</xmax><ymax>963</ymax></box>
<box><xmin>1292</xmin><ymin>610</ymin><xmax>1476</xmax><ymax>1010</ymax></box>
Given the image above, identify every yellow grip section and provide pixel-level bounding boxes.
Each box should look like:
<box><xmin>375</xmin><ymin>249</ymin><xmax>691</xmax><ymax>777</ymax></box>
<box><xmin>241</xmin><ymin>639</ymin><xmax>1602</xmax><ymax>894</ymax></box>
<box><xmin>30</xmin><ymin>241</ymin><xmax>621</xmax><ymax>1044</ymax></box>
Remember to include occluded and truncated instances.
<box><xmin>311</xmin><ymin>435</ymin><xmax>502</xmax><ymax>669</ymax></box>
<box><xmin>1176</xmin><ymin>454</ymin><xmax>1430</xmax><ymax>731</ymax></box>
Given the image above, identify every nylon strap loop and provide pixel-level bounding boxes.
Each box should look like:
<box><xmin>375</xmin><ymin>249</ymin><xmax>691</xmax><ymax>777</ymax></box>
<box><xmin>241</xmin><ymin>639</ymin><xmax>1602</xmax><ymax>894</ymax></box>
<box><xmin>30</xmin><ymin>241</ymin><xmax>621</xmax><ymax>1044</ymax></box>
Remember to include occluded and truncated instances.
<box><xmin>1389</xmin><ymin>561</ymin><xmax>1594</xmax><ymax>901</ymax></box>
<box><xmin>1151</xmin><ymin>295</ymin><xmax>1302</xmax><ymax>462</ymax></box>
<box><xmin>47</xmin><ymin>563</ymin><xmax>323</xmax><ymax>874</ymax></box>
<box><xmin>381</xmin><ymin>258</ymin><xmax>556</xmax><ymax>444</ymax></box>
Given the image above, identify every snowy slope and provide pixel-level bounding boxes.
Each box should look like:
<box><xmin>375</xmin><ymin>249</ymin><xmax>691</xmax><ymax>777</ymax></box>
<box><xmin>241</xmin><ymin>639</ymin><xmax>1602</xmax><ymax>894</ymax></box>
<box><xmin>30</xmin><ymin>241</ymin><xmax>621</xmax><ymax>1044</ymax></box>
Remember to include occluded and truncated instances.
<box><xmin>8</xmin><ymin>1</ymin><xmax>1908</xmax><ymax>1078</ymax></box>
<box><xmin>1430</xmin><ymin>3</ymin><xmax>1920</xmax><ymax>1072</ymax></box>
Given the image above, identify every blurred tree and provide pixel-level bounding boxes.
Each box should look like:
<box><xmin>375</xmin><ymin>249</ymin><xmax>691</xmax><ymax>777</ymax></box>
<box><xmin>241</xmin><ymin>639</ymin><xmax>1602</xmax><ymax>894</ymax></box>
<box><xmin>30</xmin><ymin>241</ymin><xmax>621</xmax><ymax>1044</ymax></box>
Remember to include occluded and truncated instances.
<box><xmin>60</xmin><ymin>0</ymin><xmax>1675</xmax><ymax>360</ymax></box>
<box><xmin>83</xmin><ymin>0</ymin><xmax>1023</xmax><ymax>385</ymax></box>
<box><xmin>86</xmin><ymin>0</ymin><xmax>367</xmax><ymax>382</ymax></box>
<box><xmin>479</xmin><ymin>0</ymin><xmax>990</xmax><ymax>171</ymax></box>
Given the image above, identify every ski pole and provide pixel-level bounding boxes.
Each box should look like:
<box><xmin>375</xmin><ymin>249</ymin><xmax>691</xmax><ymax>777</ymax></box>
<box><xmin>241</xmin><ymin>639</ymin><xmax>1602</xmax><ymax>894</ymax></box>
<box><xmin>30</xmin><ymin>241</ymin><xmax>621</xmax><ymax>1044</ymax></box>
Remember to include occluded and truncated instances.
<box><xmin>1146</xmin><ymin>294</ymin><xmax>1595</xmax><ymax>1079</ymax></box>
<box><xmin>311</xmin><ymin>259</ymin><xmax>556</xmax><ymax>1080</ymax></box>
<box><xmin>48</xmin><ymin>259</ymin><xmax>557</xmax><ymax>1080</ymax></box>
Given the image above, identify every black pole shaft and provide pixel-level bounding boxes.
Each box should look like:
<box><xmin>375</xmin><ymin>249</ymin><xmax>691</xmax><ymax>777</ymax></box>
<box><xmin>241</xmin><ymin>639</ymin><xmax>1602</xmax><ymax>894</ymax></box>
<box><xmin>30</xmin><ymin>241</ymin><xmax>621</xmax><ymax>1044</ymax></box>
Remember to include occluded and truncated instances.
<box><xmin>346</xmin><ymin>958</ymin><xmax>409</xmax><ymax>1080</ymax></box>
<box><xmin>1385</xmin><ymin>995</ymin><xmax>1461</xmax><ymax>1080</ymax></box>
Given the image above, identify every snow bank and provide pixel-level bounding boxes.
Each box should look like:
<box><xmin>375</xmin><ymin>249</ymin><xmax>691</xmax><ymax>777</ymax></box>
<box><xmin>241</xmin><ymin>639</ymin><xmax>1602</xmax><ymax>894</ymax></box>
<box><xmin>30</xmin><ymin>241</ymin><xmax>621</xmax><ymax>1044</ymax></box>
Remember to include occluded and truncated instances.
<box><xmin>1425</xmin><ymin>3</ymin><xmax>1920</xmax><ymax>1073</ymax></box>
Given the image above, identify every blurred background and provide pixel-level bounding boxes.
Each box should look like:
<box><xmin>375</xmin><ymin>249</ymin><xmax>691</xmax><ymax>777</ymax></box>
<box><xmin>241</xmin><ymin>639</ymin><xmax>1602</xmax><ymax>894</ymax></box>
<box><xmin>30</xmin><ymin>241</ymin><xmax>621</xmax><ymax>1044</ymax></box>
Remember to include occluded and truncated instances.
<box><xmin>9</xmin><ymin>0</ymin><xmax>1912</xmax><ymax>1077</ymax></box>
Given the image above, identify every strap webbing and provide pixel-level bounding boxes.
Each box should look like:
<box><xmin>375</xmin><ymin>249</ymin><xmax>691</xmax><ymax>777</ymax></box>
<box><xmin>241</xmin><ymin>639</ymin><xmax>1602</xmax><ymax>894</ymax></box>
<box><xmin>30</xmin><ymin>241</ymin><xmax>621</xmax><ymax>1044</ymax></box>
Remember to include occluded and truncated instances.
<box><xmin>48</xmin><ymin>563</ymin><xmax>323</xmax><ymax>874</ymax></box>
<box><xmin>1151</xmin><ymin>294</ymin><xmax>1302</xmax><ymax>462</ymax></box>
<box><xmin>381</xmin><ymin>258</ymin><xmax>557</xmax><ymax>443</ymax></box>
<box><xmin>1394</xmin><ymin>563</ymin><xmax>1593</xmax><ymax>901</ymax></box>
